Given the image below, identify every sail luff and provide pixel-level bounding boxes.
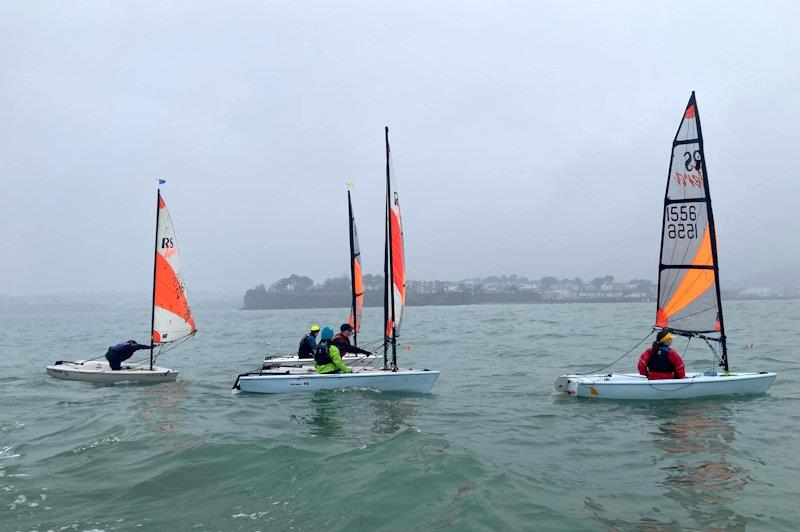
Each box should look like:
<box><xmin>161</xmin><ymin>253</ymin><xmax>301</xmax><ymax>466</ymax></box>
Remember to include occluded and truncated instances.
<box><xmin>693</xmin><ymin>93</ymin><xmax>728</xmax><ymax>371</ymax></box>
<box><xmin>384</xmin><ymin>126</ymin><xmax>396</xmax><ymax>369</ymax></box>
<box><xmin>149</xmin><ymin>189</ymin><xmax>161</xmax><ymax>371</ymax></box>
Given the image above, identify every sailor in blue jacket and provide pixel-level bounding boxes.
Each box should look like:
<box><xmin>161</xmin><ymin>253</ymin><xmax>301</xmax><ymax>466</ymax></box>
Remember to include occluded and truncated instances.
<box><xmin>297</xmin><ymin>325</ymin><xmax>321</xmax><ymax>359</ymax></box>
<box><xmin>105</xmin><ymin>340</ymin><xmax>150</xmax><ymax>370</ymax></box>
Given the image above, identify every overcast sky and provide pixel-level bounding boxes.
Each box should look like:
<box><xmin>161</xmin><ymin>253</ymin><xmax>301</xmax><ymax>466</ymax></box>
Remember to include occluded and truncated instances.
<box><xmin>1</xmin><ymin>1</ymin><xmax>798</xmax><ymax>296</ymax></box>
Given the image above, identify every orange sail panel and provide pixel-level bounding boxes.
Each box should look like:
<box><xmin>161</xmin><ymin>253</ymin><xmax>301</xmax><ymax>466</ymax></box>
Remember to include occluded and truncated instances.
<box><xmin>656</xmin><ymin>93</ymin><xmax>722</xmax><ymax>334</ymax></box>
<box><xmin>349</xmin><ymin>258</ymin><xmax>364</xmax><ymax>331</ymax></box>
<box><xmin>390</xmin><ymin>208</ymin><xmax>405</xmax><ymax>316</ymax></box>
<box><xmin>152</xmin><ymin>194</ymin><xmax>196</xmax><ymax>343</ymax></box>
<box><xmin>656</xmin><ymin>225</ymin><xmax>714</xmax><ymax>327</ymax></box>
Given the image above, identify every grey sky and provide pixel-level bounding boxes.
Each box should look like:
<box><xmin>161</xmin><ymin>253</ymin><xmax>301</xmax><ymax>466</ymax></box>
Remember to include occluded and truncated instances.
<box><xmin>1</xmin><ymin>1</ymin><xmax>798</xmax><ymax>296</ymax></box>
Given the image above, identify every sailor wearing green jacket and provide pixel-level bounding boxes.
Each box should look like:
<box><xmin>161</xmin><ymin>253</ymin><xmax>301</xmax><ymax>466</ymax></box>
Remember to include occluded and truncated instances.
<box><xmin>313</xmin><ymin>326</ymin><xmax>352</xmax><ymax>374</ymax></box>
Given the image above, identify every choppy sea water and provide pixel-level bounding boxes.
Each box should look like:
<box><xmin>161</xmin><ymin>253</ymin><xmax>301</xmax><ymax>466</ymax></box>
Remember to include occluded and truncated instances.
<box><xmin>0</xmin><ymin>300</ymin><xmax>798</xmax><ymax>531</ymax></box>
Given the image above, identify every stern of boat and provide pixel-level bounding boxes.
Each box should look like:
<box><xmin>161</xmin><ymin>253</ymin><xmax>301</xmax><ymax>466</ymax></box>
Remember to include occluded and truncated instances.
<box><xmin>554</xmin><ymin>375</ymin><xmax>578</xmax><ymax>396</ymax></box>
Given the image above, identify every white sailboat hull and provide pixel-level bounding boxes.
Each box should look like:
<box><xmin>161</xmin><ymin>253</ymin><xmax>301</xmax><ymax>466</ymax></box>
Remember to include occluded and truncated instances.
<box><xmin>554</xmin><ymin>371</ymin><xmax>776</xmax><ymax>400</ymax></box>
<box><xmin>262</xmin><ymin>353</ymin><xmax>372</xmax><ymax>369</ymax></box>
<box><xmin>235</xmin><ymin>368</ymin><xmax>439</xmax><ymax>394</ymax></box>
<box><xmin>46</xmin><ymin>360</ymin><xmax>178</xmax><ymax>384</ymax></box>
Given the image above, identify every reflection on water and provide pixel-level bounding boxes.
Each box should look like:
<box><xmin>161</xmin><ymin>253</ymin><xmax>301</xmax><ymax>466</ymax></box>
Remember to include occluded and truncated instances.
<box><xmin>137</xmin><ymin>380</ymin><xmax>191</xmax><ymax>435</ymax></box>
<box><xmin>303</xmin><ymin>391</ymin><xmax>420</xmax><ymax>443</ymax></box>
<box><xmin>654</xmin><ymin>404</ymin><xmax>750</xmax><ymax>530</ymax></box>
<box><xmin>370</xmin><ymin>398</ymin><xmax>420</xmax><ymax>437</ymax></box>
<box><xmin>306</xmin><ymin>393</ymin><xmax>347</xmax><ymax>439</ymax></box>
<box><xmin>585</xmin><ymin>403</ymin><xmax>752</xmax><ymax>531</ymax></box>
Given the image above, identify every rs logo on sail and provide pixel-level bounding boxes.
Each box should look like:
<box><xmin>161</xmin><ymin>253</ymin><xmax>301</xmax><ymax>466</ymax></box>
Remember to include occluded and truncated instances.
<box><xmin>161</xmin><ymin>237</ymin><xmax>177</xmax><ymax>257</ymax></box>
<box><xmin>684</xmin><ymin>150</ymin><xmax>702</xmax><ymax>172</ymax></box>
<box><xmin>672</xmin><ymin>150</ymin><xmax>704</xmax><ymax>189</ymax></box>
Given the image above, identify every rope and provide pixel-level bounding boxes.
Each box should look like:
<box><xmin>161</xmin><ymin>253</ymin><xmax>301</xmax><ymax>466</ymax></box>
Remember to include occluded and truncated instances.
<box><xmin>576</xmin><ymin>330</ymin><xmax>656</xmax><ymax>375</ymax></box>
<box><xmin>703</xmin><ymin>337</ymin><xmax>723</xmax><ymax>368</ymax></box>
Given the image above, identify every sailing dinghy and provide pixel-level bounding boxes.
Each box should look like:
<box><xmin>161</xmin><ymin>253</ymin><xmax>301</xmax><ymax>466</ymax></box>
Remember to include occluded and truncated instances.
<box><xmin>554</xmin><ymin>93</ymin><xmax>776</xmax><ymax>400</ymax></box>
<box><xmin>261</xmin><ymin>188</ymin><xmax>372</xmax><ymax>369</ymax></box>
<box><xmin>47</xmin><ymin>187</ymin><xmax>197</xmax><ymax>384</ymax></box>
<box><xmin>236</xmin><ymin>128</ymin><xmax>439</xmax><ymax>393</ymax></box>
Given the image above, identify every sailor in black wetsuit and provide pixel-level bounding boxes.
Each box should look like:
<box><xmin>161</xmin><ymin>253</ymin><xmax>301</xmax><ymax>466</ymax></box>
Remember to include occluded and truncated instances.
<box><xmin>297</xmin><ymin>325</ymin><xmax>321</xmax><ymax>359</ymax></box>
<box><xmin>105</xmin><ymin>340</ymin><xmax>150</xmax><ymax>370</ymax></box>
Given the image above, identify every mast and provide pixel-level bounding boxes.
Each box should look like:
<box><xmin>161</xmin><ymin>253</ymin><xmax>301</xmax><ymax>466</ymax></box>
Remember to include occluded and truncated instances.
<box><xmin>693</xmin><ymin>92</ymin><xmax>728</xmax><ymax>371</ymax></box>
<box><xmin>347</xmin><ymin>189</ymin><xmax>358</xmax><ymax>347</ymax></box>
<box><xmin>149</xmin><ymin>188</ymin><xmax>161</xmax><ymax>370</ymax></box>
<box><xmin>384</xmin><ymin>126</ymin><xmax>397</xmax><ymax>370</ymax></box>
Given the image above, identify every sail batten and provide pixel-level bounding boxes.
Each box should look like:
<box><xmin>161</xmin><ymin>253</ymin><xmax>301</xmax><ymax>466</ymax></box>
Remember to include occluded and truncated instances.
<box><xmin>656</xmin><ymin>92</ymin><xmax>726</xmax><ymax>367</ymax></box>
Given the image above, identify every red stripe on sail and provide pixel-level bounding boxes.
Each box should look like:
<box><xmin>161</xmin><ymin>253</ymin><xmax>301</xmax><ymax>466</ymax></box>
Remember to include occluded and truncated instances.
<box><xmin>349</xmin><ymin>258</ymin><xmax>363</xmax><ymax>332</ymax></box>
<box><xmin>390</xmin><ymin>209</ymin><xmax>405</xmax><ymax>305</ymax></box>
<box><xmin>684</xmin><ymin>104</ymin><xmax>696</xmax><ymax>118</ymax></box>
<box><xmin>153</xmin><ymin>253</ymin><xmax>196</xmax><ymax>337</ymax></box>
<box><xmin>386</xmin><ymin>208</ymin><xmax>405</xmax><ymax>338</ymax></box>
<box><xmin>158</xmin><ymin>196</ymin><xmax>165</xmax><ymax>209</ymax></box>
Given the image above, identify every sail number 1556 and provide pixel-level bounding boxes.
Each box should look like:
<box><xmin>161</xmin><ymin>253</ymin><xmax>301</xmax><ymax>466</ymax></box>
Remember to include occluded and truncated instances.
<box><xmin>666</xmin><ymin>205</ymin><xmax>698</xmax><ymax>239</ymax></box>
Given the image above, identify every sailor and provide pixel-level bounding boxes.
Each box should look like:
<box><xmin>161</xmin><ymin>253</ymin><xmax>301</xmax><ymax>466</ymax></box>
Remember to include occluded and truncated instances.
<box><xmin>298</xmin><ymin>325</ymin><xmax>321</xmax><ymax>359</ymax></box>
<box><xmin>314</xmin><ymin>326</ymin><xmax>352</xmax><ymax>374</ymax></box>
<box><xmin>637</xmin><ymin>330</ymin><xmax>686</xmax><ymax>380</ymax></box>
<box><xmin>331</xmin><ymin>323</ymin><xmax>372</xmax><ymax>358</ymax></box>
<box><xmin>105</xmin><ymin>340</ymin><xmax>150</xmax><ymax>371</ymax></box>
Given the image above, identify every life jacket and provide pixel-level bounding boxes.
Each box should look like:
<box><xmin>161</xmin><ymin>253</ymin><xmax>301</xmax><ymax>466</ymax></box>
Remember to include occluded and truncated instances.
<box><xmin>314</xmin><ymin>342</ymin><xmax>333</xmax><ymax>366</ymax></box>
<box><xmin>647</xmin><ymin>347</ymin><xmax>676</xmax><ymax>376</ymax></box>
<box><xmin>298</xmin><ymin>334</ymin><xmax>314</xmax><ymax>359</ymax></box>
<box><xmin>332</xmin><ymin>333</ymin><xmax>350</xmax><ymax>352</ymax></box>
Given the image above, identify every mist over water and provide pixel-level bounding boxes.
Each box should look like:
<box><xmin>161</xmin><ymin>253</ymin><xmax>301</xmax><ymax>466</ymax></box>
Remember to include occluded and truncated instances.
<box><xmin>1</xmin><ymin>300</ymin><xmax>797</xmax><ymax>530</ymax></box>
<box><xmin>1</xmin><ymin>2</ymin><xmax>799</xmax><ymax>295</ymax></box>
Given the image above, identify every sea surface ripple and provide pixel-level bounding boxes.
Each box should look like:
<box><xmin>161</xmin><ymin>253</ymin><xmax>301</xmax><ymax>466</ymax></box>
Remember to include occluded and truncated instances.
<box><xmin>0</xmin><ymin>300</ymin><xmax>798</xmax><ymax>530</ymax></box>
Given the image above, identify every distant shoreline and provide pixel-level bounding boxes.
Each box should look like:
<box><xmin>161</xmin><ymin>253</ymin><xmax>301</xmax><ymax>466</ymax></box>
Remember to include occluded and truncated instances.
<box><xmin>240</xmin><ymin>294</ymin><xmax>799</xmax><ymax>311</ymax></box>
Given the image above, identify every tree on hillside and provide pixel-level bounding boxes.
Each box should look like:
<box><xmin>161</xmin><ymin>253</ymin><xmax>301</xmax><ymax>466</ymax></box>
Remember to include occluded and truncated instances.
<box><xmin>363</xmin><ymin>274</ymin><xmax>384</xmax><ymax>290</ymax></box>
<box><xmin>322</xmin><ymin>275</ymin><xmax>350</xmax><ymax>292</ymax></box>
<box><xmin>540</xmin><ymin>276</ymin><xmax>558</xmax><ymax>290</ymax></box>
<box><xmin>270</xmin><ymin>274</ymin><xmax>314</xmax><ymax>292</ymax></box>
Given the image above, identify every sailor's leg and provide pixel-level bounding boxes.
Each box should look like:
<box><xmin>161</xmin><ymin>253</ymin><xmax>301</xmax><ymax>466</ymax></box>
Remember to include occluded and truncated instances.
<box><xmin>105</xmin><ymin>349</ymin><xmax>122</xmax><ymax>371</ymax></box>
<box><xmin>118</xmin><ymin>350</ymin><xmax>136</xmax><ymax>369</ymax></box>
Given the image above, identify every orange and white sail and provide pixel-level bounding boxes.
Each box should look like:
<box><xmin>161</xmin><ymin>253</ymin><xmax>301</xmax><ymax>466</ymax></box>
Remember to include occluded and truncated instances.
<box><xmin>152</xmin><ymin>191</ymin><xmax>196</xmax><ymax>344</ymax></box>
<box><xmin>384</xmin><ymin>127</ymin><xmax>406</xmax><ymax>339</ymax></box>
<box><xmin>656</xmin><ymin>93</ymin><xmax>724</xmax><ymax>337</ymax></box>
<box><xmin>347</xmin><ymin>190</ymin><xmax>364</xmax><ymax>336</ymax></box>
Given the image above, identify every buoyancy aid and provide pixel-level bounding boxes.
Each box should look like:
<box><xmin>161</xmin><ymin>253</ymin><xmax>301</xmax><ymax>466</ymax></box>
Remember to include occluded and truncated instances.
<box><xmin>647</xmin><ymin>347</ymin><xmax>676</xmax><ymax>375</ymax></box>
<box><xmin>314</xmin><ymin>342</ymin><xmax>333</xmax><ymax>366</ymax></box>
<box><xmin>298</xmin><ymin>334</ymin><xmax>314</xmax><ymax>359</ymax></box>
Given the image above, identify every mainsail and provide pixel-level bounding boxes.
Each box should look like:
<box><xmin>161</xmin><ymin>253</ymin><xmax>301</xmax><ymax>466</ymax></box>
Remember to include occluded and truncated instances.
<box><xmin>151</xmin><ymin>190</ymin><xmax>196</xmax><ymax>352</ymax></box>
<box><xmin>347</xmin><ymin>189</ymin><xmax>364</xmax><ymax>344</ymax></box>
<box><xmin>656</xmin><ymin>92</ymin><xmax>726</xmax><ymax>368</ymax></box>
<box><xmin>384</xmin><ymin>126</ymin><xmax>406</xmax><ymax>368</ymax></box>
